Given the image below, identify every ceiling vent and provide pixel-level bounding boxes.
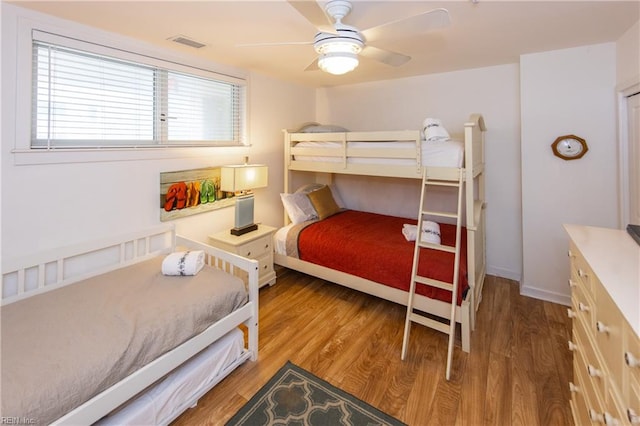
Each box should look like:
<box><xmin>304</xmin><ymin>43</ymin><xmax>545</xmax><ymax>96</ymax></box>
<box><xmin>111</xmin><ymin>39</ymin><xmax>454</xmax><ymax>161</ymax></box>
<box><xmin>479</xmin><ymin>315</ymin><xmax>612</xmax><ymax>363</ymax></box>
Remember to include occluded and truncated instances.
<box><xmin>168</xmin><ymin>35</ymin><xmax>207</xmax><ymax>49</ymax></box>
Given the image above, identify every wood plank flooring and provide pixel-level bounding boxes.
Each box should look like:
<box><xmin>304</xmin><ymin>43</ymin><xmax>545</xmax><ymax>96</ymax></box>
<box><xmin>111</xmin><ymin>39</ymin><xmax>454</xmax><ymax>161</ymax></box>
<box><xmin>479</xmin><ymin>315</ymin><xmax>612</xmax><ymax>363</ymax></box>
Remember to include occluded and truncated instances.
<box><xmin>172</xmin><ymin>268</ymin><xmax>573</xmax><ymax>426</ymax></box>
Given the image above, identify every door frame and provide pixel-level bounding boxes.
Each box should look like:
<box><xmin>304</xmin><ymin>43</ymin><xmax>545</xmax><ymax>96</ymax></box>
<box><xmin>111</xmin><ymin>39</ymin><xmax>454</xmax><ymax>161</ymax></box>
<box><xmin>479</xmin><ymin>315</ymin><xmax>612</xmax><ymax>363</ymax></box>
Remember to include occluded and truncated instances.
<box><xmin>616</xmin><ymin>77</ymin><xmax>640</xmax><ymax>228</ymax></box>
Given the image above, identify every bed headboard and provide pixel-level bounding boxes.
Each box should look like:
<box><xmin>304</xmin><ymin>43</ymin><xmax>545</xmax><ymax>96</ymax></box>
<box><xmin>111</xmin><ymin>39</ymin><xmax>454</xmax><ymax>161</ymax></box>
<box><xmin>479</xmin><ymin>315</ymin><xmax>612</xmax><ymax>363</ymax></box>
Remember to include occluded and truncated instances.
<box><xmin>2</xmin><ymin>224</ymin><xmax>176</xmax><ymax>305</ymax></box>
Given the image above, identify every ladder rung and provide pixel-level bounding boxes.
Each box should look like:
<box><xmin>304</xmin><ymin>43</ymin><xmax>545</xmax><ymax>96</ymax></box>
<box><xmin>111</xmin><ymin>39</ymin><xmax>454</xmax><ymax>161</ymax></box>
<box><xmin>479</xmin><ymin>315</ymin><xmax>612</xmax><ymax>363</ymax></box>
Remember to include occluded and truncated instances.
<box><xmin>422</xmin><ymin>210</ymin><xmax>458</xmax><ymax>218</ymax></box>
<box><xmin>408</xmin><ymin>313</ymin><xmax>450</xmax><ymax>334</ymax></box>
<box><xmin>418</xmin><ymin>241</ymin><xmax>456</xmax><ymax>253</ymax></box>
<box><xmin>414</xmin><ymin>275</ymin><xmax>455</xmax><ymax>291</ymax></box>
<box><xmin>425</xmin><ymin>180</ymin><xmax>460</xmax><ymax>187</ymax></box>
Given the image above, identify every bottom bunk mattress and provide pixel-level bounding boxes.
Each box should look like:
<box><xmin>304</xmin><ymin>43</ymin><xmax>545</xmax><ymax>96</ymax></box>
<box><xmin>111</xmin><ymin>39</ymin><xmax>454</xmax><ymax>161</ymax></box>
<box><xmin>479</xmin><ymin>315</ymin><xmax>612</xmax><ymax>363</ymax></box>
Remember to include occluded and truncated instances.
<box><xmin>276</xmin><ymin>210</ymin><xmax>468</xmax><ymax>304</ymax></box>
<box><xmin>1</xmin><ymin>256</ymin><xmax>248</xmax><ymax>426</ymax></box>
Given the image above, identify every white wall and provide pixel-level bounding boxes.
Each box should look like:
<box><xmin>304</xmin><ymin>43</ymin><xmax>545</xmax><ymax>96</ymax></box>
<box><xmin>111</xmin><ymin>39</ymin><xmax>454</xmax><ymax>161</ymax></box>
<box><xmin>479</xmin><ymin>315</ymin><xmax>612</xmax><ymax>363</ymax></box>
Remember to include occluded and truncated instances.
<box><xmin>315</xmin><ymin>64</ymin><xmax>523</xmax><ymax>281</ymax></box>
<box><xmin>1</xmin><ymin>4</ymin><xmax>315</xmax><ymax>259</ymax></box>
<box><xmin>520</xmin><ymin>43</ymin><xmax>619</xmax><ymax>305</ymax></box>
<box><xmin>616</xmin><ymin>20</ymin><xmax>640</xmax><ymax>88</ymax></box>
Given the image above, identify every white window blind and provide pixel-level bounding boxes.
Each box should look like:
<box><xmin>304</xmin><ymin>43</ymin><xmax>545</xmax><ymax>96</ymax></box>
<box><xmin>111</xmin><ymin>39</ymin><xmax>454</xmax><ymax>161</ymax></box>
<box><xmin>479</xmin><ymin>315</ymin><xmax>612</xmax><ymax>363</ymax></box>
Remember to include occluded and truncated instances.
<box><xmin>31</xmin><ymin>34</ymin><xmax>246</xmax><ymax>149</ymax></box>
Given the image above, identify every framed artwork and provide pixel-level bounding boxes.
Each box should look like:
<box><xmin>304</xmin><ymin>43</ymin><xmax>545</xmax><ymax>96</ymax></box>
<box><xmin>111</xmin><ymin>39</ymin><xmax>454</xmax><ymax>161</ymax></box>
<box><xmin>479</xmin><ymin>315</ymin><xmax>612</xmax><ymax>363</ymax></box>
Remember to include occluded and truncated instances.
<box><xmin>160</xmin><ymin>167</ymin><xmax>235</xmax><ymax>222</ymax></box>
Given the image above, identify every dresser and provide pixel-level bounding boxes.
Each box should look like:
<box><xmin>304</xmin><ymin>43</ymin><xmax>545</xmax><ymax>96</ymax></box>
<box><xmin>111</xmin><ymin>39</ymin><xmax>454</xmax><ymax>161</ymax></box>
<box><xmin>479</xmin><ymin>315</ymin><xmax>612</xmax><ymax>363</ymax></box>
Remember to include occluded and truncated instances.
<box><xmin>209</xmin><ymin>224</ymin><xmax>276</xmax><ymax>288</ymax></box>
<box><xmin>565</xmin><ymin>224</ymin><xmax>640</xmax><ymax>425</ymax></box>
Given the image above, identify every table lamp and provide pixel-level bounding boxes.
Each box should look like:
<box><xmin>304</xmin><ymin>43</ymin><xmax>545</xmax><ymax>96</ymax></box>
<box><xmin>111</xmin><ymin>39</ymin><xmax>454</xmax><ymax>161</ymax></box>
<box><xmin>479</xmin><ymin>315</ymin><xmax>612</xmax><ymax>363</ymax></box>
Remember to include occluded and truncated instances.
<box><xmin>220</xmin><ymin>158</ymin><xmax>268</xmax><ymax>236</ymax></box>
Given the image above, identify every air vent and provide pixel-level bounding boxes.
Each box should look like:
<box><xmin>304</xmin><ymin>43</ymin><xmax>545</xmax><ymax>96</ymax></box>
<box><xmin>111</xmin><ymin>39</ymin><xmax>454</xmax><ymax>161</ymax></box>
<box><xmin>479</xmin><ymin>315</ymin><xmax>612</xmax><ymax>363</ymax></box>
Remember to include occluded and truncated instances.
<box><xmin>168</xmin><ymin>35</ymin><xmax>207</xmax><ymax>49</ymax></box>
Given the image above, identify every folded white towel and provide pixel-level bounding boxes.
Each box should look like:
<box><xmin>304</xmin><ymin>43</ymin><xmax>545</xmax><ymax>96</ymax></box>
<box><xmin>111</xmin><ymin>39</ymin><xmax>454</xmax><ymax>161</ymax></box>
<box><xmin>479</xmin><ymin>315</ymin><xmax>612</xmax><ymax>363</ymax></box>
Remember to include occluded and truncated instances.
<box><xmin>423</xmin><ymin>118</ymin><xmax>451</xmax><ymax>142</ymax></box>
<box><xmin>162</xmin><ymin>250</ymin><xmax>205</xmax><ymax>276</ymax></box>
<box><xmin>402</xmin><ymin>222</ymin><xmax>441</xmax><ymax>244</ymax></box>
<box><xmin>421</xmin><ymin>221</ymin><xmax>441</xmax><ymax>244</ymax></box>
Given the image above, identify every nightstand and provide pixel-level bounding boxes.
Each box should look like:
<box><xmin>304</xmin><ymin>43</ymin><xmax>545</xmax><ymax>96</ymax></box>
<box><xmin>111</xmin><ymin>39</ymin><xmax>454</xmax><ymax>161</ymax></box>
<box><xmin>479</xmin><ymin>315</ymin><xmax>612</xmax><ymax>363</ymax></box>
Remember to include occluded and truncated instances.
<box><xmin>208</xmin><ymin>224</ymin><xmax>276</xmax><ymax>288</ymax></box>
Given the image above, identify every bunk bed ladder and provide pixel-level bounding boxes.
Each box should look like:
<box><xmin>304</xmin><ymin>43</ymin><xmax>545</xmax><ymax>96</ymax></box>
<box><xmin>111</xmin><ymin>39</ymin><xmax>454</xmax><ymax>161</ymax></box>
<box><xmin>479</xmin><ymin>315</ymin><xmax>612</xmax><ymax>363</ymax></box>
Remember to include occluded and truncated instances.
<box><xmin>401</xmin><ymin>167</ymin><xmax>465</xmax><ymax>381</ymax></box>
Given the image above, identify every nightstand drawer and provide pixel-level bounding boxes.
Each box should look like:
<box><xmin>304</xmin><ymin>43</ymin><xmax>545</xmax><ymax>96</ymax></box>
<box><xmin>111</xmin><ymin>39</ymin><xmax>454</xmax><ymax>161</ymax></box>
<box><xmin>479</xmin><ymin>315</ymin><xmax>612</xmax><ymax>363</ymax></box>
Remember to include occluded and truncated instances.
<box><xmin>256</xmin><ymin>253</ymin><xmax>274</xmax><ymax>276</ymax></box>
<box><xmin>239</xmin><ymin>236</ymin><xmax>272</xmax><ymax>259</ymax></box>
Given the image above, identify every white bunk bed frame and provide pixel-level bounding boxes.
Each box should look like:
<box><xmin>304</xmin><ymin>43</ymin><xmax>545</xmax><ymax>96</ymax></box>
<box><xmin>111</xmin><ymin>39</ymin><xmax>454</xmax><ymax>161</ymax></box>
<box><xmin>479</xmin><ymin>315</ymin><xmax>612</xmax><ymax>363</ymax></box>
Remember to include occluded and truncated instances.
<box><xmin>276</xmin><ymin>114</ymin><xmax>486</xmax><ymax>352</ymax></box>
<box><xmin>1</xmin><ymin>224</ymin><xmax>259</xmax><ymax>425</ymax></box>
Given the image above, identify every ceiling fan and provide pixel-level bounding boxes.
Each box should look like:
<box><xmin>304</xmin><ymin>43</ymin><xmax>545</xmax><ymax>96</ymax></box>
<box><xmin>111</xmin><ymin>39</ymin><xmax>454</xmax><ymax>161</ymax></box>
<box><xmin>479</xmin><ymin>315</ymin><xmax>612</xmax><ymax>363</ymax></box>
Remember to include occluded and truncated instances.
<box><xmin>241</xmin><ymin>0</ymin><xmax>450</xmax><ymax>75</ymax></box>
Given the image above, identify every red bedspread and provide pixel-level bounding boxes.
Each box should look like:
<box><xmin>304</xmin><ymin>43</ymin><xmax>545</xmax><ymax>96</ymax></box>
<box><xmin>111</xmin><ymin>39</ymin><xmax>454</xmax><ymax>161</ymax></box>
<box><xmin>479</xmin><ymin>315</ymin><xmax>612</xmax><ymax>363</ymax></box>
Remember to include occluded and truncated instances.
<box><xmin>297</xmin><ymin>210</ymin><xmax>468</xmax><ymax>305</ymax></box>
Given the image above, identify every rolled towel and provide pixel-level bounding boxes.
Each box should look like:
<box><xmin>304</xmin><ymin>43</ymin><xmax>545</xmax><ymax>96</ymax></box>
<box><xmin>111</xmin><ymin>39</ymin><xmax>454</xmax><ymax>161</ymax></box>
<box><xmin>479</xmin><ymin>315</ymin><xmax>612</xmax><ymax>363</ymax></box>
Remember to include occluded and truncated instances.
<box><xmin>402</xmin><ymin>223</ymin><xmax>418</xmax><ymax>241</ymax></box>
<box><xmin>421</xmin><ymin>221</ymin><xmax>441</xmax><ymax>244</ymax></box>
<box><xmin>162</xmin><ymin>250</ymin><xmax>205</xmax><ymax>276</ymax></box>
<box><xmin>423</xmin><ymin>118</ymin><xmax>451</xmax><ymax>142</ymax></box>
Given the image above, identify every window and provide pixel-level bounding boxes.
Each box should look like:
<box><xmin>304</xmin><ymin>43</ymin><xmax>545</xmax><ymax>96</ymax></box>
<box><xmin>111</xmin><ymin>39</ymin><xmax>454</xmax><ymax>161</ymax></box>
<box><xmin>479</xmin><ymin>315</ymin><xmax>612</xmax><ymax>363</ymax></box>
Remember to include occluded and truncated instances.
<box><xmin>31</xmin><ymin>32</ymin><xmax>246</xmax><ymax>149</ymax></box>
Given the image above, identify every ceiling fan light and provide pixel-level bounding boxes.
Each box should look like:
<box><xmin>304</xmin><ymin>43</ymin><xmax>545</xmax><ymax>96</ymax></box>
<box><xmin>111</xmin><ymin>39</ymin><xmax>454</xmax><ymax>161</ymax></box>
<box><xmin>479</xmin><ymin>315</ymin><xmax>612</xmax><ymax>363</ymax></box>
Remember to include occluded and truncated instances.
<box><xmin>318</xmin><ymin>52</ymin><xmax>359</xmax><ymax>75</ymax></box>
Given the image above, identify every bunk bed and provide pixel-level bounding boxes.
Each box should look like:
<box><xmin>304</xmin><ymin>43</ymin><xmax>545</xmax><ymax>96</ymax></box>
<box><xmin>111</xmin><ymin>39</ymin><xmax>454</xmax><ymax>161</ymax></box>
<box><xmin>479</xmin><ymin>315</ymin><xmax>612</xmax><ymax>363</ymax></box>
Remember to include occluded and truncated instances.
<box><xmin>275</xmin><ymin>114</ymin><xmax>486</xmax><ymax>352</ymax></box>
<box><xmin>1</xmin><ymin>225</ymin><xmax>259</xmax><ymax>425</ymax></box>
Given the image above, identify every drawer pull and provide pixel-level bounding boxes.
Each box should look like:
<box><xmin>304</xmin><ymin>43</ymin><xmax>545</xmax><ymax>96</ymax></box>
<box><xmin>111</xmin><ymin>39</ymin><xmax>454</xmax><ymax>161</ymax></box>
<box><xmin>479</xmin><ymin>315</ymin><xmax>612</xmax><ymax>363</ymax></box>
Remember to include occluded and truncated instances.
<box><xmin>625</xmin><ymin>352</ymin><xmax>640</xmax><ymax>368</ymax></box>
<box><xmin>246</xmin><ymin>251</ymin><xmax>251</xmax><ymax>256</ymax></box>
<box><xmin>628</xmin><ymin>408</ymin><xmax>640</xmax><ymax>424</ymax></box>
<box><xmin>568</xmin><ymin>340</ymin><xmax>578</xmax><ymax>351</ymax></box>
<box><xmin>567</xmin><ymin>249</ymin><xmax>574</xmax><ymax>258</ymax></box>
<box><xmin>578</xmin><ymin>302</ymin><xmax>590</xmax><ymax>312</ymax></box>
<box><xmin>578</xmin><ymin>268</ymin><xmax>588</xmax><ymax>278</ymax></box>
<box><xmin>568</xmin><ymin>382</ymin><xmax>579</xmax><ymax>393</ymax></box>
<box><xmin>568</xmin><ymin>279</ymin><xmax>577</xmax><ymax>288</ymax></box>
<box><xmin>603</xmin><ymin>412</ymin><xmax>620</xmax><ymax>425</ymax></box>
<box><xmin>567</xmin><ymin>308</ymin><xmax>577</xmax><ymax>319</ymax></box>
<box><xmin>596</xmin><ymin>321</ymin><xmax>610</xmax><ymax>333</ymax></box>
<box><xmin>587</xmin><ymin>364</ymin><xmax>602</xmax><ymax>377</ymax></box>
<box><xmin>590</xmin><ymin>409</ymin><xmax>604</xmax><ymax>423</ymax></box>
<box><xmin>265</xmin><ymin>243</ymin><xmax>270</xmax><ymax>249</ymax></box>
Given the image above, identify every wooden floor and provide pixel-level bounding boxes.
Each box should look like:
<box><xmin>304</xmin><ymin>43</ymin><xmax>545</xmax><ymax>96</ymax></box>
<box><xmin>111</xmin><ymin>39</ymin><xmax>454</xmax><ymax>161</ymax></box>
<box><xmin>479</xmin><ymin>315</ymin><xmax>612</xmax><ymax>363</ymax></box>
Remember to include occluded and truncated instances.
<box><xmin>172</xmin><ymin>268</ymin><xmax>574</xmax><ymax>426</ymax></box>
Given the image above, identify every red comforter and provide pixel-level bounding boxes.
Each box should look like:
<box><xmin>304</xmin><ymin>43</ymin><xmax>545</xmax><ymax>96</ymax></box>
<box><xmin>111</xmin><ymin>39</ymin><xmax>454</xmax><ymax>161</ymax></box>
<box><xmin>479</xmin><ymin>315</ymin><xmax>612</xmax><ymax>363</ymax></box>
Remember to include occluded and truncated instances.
<box><xmin>297</xmin><ymin>210</ymin><xmax>468</xmax><ymax>305</ymax></box>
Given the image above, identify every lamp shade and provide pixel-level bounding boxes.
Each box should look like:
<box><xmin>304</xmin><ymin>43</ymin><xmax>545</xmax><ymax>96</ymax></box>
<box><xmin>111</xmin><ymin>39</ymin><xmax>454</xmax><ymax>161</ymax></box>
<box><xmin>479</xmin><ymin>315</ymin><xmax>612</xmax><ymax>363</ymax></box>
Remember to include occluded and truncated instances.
<box><xmin>220</xmin><ymin>164</ymin><xmax>268</xmax><ymax>193</ymax></box>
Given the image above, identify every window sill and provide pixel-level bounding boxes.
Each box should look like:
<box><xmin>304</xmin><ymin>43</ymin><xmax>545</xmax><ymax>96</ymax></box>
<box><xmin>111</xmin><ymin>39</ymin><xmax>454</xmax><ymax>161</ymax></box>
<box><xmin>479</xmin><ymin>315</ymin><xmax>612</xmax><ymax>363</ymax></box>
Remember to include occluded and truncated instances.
<box><xmin>11</xmin><ymin>145</ymin><xmax>251</xmax><ymax>165</ymax></box>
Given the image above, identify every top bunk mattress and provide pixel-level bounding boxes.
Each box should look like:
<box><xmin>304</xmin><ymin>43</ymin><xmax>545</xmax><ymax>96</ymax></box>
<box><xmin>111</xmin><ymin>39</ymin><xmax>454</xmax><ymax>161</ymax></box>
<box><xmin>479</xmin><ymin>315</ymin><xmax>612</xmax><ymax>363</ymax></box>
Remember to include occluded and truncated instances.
<box><xmin>291</xmin><ymin>139</ymin><xmax>464</xmax><ymax>168</ymax></box>
<box><xmin>1</xmin><ymin>256</ymin><xmax>247</xmax><ymax>426</ymax></box>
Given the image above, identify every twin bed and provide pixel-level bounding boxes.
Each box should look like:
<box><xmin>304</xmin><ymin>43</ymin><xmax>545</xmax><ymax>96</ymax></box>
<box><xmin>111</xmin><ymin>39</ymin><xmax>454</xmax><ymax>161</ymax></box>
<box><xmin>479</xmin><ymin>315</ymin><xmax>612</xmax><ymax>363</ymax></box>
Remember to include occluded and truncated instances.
<box><xmin>275</xmin><ymin>114</ymin><xmax>487</xmax><ymax>353</ymax></box>
<box><xmin>1</xmin><ymin>225</ymin><xmax>259</xmax><ymax>425</ymax></box>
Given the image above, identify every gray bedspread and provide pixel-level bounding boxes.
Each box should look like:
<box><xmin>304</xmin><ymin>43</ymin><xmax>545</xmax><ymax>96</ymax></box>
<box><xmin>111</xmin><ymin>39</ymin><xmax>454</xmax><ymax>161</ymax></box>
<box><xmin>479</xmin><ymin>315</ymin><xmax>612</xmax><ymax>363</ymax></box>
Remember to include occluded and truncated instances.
<box><xmin>1</xmin><ymin>256</ymin><xmax>247</xmax><ymax>425</ymax></box>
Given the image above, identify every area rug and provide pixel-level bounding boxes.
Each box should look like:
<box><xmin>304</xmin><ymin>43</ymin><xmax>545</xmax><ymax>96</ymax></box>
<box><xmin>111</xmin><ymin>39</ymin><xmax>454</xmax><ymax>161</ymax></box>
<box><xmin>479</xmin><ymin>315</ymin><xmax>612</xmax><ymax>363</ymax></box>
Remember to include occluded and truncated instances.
<box><xmin>225</xmin><ymin>361</ymin><xmax>406</xmax><ymax>426</ymax></box>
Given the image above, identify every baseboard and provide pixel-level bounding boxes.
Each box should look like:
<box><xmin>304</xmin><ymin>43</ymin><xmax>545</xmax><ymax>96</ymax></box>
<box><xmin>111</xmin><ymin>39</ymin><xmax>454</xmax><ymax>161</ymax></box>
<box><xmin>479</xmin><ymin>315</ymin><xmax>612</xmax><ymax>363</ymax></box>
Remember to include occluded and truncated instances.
<box><xmin>486</xmin><ymin>265</ymin><xmax>521</xmax><ymax>282</ymax></box>
<box><xmin>519</xmin><ymin>284</ymin><xmax>571</xmax><ymax>306</ymax></box>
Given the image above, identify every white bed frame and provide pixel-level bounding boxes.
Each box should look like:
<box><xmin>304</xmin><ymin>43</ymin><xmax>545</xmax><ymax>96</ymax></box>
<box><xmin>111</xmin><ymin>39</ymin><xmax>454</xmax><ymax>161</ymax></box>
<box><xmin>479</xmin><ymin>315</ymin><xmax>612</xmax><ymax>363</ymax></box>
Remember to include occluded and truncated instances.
<box><xmin>277</xmin><ymin>114</ymin><xmax>486</xmax><ymax>352</ymax></box>
<box><xmin>1</xmin><ymin>224</ymin><xmax>259</xmax><ymax>425</ymax></box>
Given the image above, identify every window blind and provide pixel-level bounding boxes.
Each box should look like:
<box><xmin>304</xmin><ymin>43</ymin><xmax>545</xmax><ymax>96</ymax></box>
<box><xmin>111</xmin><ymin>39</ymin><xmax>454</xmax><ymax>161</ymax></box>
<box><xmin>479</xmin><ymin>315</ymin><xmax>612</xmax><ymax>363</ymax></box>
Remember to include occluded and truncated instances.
<box><xmin>31</xmin><ymin>35</ymin><xmax>246</xmax><ymax>149</ymax></box>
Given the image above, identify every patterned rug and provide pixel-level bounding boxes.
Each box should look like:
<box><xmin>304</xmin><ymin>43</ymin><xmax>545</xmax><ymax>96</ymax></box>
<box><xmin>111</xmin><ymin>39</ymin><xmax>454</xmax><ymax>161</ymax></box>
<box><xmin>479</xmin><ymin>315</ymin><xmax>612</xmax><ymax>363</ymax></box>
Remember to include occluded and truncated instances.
<box><xmin>225</xmin><ymin>361</ymin><xmax>405</xmax><ymax>426</ymax></box>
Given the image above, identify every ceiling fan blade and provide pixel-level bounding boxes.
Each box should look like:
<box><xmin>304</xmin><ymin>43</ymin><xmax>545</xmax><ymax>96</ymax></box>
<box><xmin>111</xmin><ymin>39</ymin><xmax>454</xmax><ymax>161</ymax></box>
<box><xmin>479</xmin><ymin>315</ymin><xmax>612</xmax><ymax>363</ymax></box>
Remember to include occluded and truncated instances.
<box><xmin>237</xmin><ymin>41</ymin><xmax>313</xmax><ymax>48</ymax></box>
<box><xmin>304</xmin><ymin>58</ymin><xmax>320</xmax><ymax>72</ymax></box>
<box><xmin>361</xmin><ymin>8</ymin><xmax>450</xmax><ymax>43</ymax></box>
<box><xmin>287</xmin><ymin>0</ymin><xmax>334</xmax><ymax>32</ymax></box>
<box><xmin>361</xmin><ymin>45</ymin><xmax>411</xmax><ymax>67</ymax></box>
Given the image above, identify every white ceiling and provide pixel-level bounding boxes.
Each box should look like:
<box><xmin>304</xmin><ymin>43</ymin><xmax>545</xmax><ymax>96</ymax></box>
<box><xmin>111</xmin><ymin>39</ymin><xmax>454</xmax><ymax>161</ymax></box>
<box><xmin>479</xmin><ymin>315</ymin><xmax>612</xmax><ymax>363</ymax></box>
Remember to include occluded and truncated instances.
<box><xmin>10</xmin><ymin>0</ymin><xmax>640</xmax><ymax>88</ymax></box>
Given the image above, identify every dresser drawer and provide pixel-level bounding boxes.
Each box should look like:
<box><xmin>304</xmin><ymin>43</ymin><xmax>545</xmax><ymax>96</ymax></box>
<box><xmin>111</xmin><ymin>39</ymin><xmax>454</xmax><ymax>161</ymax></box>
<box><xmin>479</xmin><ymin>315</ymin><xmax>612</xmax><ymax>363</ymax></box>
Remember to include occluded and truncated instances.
<box><xmin>574</xmin><ymin>318</ymin><xmax>607</xmax><ymax>401</ymax></box>
<box><xmin>569</xmin><ymin>243</ymin><xmax>595</xmax><ymax>297</ymax></box>
<box><xmin>238</xmin><ymin>235</ymin><xmax>272</xmax><ymax>259</ymax></box>
<box><xmin>572</xmin><ymin>281</ymin><xmax>596</xmax><ymax>331</ymax></box>
<box><xmin>625</xmin><ymin>322</ymin><xmax>640</xmax><ymax>394</ymax></box>
<box><xmin>570</xmin><ymin>375</ymin><xmax>594</xmax><ymax>426</ymax></box>
<box><xmin>593</xmin><ymin>278</ymin><xmax>625</xmax><ymax>392</ymax></box>
<box><xmin>627</xmin><ymin>375</ymin><xmax>640</xmax><ymax>425</ymax></box>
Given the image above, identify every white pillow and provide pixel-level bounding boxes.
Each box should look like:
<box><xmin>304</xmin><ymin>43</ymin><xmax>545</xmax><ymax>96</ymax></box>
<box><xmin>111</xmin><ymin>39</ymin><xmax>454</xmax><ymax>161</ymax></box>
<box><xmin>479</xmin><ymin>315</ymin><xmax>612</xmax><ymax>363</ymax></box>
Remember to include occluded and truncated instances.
<box><xmin>295</xmin><ymin>183</ymin><xmax>346</xmax><ymax>209</ymax></box>
<box><xmin>280</xmin><ymin>193</ymin><xmax>318</xmax><ymax>224</ymax></box>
